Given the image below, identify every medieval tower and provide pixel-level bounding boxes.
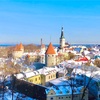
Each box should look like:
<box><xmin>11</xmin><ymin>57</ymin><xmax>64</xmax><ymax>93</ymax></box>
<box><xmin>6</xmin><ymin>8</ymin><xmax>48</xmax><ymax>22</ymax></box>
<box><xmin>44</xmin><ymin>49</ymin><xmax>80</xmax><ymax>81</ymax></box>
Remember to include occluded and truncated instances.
<box><xmin>45</xmin><ymin>42</ymin><xmax>56</xmax><ymax>67</ymax></box>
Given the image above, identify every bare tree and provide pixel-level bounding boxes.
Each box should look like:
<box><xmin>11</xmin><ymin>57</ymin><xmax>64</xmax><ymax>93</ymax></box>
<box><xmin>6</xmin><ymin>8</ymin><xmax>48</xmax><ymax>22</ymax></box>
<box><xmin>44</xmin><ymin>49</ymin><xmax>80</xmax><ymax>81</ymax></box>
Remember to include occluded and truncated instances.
<box><xmin>11</xmin><ymin>74</ymin><xmax>16</xmax><ymax>100</ymax></box>
<box><xmin>73</xmin><ymin>66</ymin><xmax>98</xmax><ymax>100</ymax></box>
<box><xmin>0</xmin><ymin>75</ymin><xmax>7</xmax><ymax>100</ymax></box>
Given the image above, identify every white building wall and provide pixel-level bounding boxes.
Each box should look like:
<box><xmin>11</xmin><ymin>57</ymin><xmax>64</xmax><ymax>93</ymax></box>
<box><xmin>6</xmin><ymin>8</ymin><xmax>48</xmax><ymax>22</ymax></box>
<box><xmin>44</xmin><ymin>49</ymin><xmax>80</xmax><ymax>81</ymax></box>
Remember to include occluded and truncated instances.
<box><xmin>60</xmin><ymin>38</ymin><xmax>65</xmax><ymax>48</ymax></box>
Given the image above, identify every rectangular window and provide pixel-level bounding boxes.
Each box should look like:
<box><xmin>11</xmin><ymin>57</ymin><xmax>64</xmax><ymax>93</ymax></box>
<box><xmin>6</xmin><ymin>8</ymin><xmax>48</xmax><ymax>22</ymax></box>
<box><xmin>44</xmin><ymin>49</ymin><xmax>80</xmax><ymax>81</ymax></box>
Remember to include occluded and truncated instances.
<box><xmin>35</xmin><ymin>78</ymin><xmax>37</xmax><ymax>81</ymax></box>
<box><xmin>49</xmin><ymin>76</ymin><xmax>50</xmax><ymax>79</ymax></box>
<box><xmin>30</xmin><ymin>80</ymin><xmax>33</xmax><ymax>82</ymax></box>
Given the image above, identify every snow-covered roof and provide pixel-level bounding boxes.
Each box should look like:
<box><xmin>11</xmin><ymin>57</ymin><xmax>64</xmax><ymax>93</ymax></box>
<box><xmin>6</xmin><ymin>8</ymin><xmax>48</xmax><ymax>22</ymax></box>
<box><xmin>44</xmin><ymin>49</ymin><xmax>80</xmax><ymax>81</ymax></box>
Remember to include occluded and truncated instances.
<box><xmin>46</xmin><ymin>85</ymin><xmax>84</xmax><ymax>95</ymax></box>
<box><xmin>39</xmin><ymin>67</ymin><xmax>57</xmax><ymax>75</ymax></box>
<box><xmin>72</xmin><ymin>66</ymin><xmax>100</xmax><ymax>82</ymax></box>
<box><xmin>83</xmin><ymin>50</ymin><xmax>90</xmax><ymax>55</ymax></box>
<box><xmin>49</xmin><ymin>77</ymin><xmax>76</xmax><ymax>86</ymax></box>
<box><xmin>15</xmin><ymin>66</ymin><xmax>59</xmax><ymax>79</ymax></box>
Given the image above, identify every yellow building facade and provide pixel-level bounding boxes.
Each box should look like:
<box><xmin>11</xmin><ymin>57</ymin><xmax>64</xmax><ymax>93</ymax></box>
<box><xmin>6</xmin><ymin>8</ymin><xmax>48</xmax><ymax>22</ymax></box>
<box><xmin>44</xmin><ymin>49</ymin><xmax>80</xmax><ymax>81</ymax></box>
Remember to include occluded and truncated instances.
<box><xmin>26</xmin><ymin>74</ymin><xmax>42</xmax><ymax>85</ymax></box>
<box><xmin>25</xmin><ymin>68</ymin><xmax>57</xmax><ymax>85</ymax></box>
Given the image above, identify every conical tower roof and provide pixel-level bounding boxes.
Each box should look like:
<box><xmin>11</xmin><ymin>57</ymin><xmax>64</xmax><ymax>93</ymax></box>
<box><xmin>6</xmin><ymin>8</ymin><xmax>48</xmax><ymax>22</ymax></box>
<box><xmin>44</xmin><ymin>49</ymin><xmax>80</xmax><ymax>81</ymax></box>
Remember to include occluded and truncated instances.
<box><xmin>60</xmin><ymin>27</ymin><xmax>65</xmax><ymax>39</ymax></box>
<box><xmin>45</xmin><ymin>42</ymin><xmax>56</xmax><ymax>54</ymax></box>
<box><xmin>19</xmin><ymin>43</ymin><xmax>24</xmax><ymax>49</ymax></box>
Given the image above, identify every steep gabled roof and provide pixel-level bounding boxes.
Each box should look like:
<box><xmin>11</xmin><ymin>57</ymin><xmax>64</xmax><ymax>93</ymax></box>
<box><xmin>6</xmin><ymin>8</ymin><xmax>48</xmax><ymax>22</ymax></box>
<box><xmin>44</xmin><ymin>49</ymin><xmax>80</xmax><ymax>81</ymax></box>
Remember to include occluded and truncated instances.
<box><xmin>14</xmin><ymin>44</ymin><xmax>19</xmax><ymax>51</ymax></box>
<box><xmin>13</xmin><ymin>43</ymin><xmax>24</xmax><ymax>51</ymax></box>
<box><xmin>19</xmin><ymin>43</ymin><xmax>24</xmax><ymax>49</ymax></box>
<box><xmin>45</xmin><ymin>42</ymin><xmax>56</xmax><ymax>54</ymax></box>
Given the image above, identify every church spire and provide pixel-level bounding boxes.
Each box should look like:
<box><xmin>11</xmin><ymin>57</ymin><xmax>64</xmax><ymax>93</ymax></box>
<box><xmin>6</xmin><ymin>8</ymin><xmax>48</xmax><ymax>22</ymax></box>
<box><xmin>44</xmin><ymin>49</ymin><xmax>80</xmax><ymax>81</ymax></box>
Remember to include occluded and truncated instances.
<box><xmin>60</xmin><ymin>27</ymin><xmax>65</xmax><ymax>39</ymax></box>
<box><xmin>60</xmin><ymin>27</ymin><xmax>66</xmax><ymax>49</ymax></box>
<box><xmin>41</xmin><ymin>38</ymin><xmax>42</xmax><ymax>46</ymax></box>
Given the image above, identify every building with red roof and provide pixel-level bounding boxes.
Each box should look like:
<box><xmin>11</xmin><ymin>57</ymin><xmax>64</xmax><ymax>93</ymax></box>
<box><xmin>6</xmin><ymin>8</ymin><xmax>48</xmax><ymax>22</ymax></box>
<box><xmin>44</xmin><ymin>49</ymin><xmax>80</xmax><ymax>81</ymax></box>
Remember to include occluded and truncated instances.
<box><xmin>12</xmin><ymin>43</ymin><xmax>24</xmax><ymax>58</ymax></box>
<box><xmin>45</xmin><ymin>42</ymin><xmax>56</xmax><ymax>67</ymax></box>
<box><xmin>45</xmin><ymin>42</ymin><xmax>56</xmax><ymax>55</ymax></box>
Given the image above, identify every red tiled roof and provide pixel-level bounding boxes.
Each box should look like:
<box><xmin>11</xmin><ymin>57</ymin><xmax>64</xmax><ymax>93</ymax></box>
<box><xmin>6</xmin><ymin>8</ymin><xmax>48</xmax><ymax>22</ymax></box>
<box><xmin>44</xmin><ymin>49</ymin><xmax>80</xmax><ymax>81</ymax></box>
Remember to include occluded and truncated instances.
<box><xmin>75</xmin><ymin>57</ymin><xmax>88</xmax><ymax>62</ymax></box>
<box><xmin>19</xmin><ymin>43</ymin><xmax>24</xmax><ymax>49</ymax></box>
<box><xmin>13</xmin><ymin>43</ymin><xmax>24</xmax><ymax>51</ymax></box>
<box><xmin>45</xmin><ymin>42</ymin><xmax>56</xmax><ymax>54</ymax></box>
<box><xmin>79</xmin><ymin>57</ymin><xmax>88</xmax><ymax>61</ymax></box>
<box><xmin>14</xmin><ymin>44</ymin><xmax>19</xmax><ymax>51</ymax></box>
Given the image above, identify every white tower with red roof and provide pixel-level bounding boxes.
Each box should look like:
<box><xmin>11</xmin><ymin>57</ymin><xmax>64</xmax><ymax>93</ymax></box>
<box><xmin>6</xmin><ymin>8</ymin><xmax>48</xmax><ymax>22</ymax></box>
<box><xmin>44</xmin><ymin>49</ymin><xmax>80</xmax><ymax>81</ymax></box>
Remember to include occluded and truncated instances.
<box><xmin>12</xmin><ymin>43</ymin><xmax>24</xmax><ymax>58</ymax></box>
<box><xmin>45</xmin><ymin>42</ymin><xmax>56</xmax><ymax>67</ymax></box>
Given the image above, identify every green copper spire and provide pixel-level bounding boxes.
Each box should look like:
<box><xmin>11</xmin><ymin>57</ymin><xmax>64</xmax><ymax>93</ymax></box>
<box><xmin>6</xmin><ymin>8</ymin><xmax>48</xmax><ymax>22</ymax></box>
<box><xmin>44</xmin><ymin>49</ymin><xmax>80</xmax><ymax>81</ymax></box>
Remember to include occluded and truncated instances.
<box><xmin>60</xmin><ymin>27</ymin><xmax>65</xmax><ymax>39</ymax></box>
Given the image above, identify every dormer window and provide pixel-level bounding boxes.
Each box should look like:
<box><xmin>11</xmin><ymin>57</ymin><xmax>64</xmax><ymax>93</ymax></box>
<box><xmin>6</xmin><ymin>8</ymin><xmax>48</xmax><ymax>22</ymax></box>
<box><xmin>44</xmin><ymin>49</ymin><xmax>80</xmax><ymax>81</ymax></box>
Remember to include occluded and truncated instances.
<box><xmin>51</xmin><ymin>93</ymin><xmax>53</xmax><ymax>95</ymax></box>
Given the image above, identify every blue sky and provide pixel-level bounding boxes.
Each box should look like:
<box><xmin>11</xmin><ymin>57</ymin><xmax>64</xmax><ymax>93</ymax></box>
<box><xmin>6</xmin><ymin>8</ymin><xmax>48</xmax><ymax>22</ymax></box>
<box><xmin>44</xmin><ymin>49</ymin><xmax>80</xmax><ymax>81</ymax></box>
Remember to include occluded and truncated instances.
<box><xmin>0</xmin><ymin>0</ymin><xmax>100</xmax><ymax>44</ymax></box>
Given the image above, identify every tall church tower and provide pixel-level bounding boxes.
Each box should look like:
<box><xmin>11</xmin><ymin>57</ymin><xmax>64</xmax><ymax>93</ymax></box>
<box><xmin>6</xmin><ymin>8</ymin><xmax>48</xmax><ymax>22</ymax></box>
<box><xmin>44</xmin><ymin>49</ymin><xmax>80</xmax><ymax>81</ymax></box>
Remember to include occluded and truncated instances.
<box><xmin>60</xmin><ymin>27</ymin><xmax>65</xmax><ymax>49</ymax></box>
<box><xmin>45</xmin><ymin>42</ymin><xmax>56</xmax><ymax>67</ymax></box>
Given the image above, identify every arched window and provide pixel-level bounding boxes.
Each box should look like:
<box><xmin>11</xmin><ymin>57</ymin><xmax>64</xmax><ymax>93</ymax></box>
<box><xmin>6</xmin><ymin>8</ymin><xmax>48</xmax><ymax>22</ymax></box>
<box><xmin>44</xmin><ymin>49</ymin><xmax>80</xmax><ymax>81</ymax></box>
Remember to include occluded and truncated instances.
<box><xmin>50</xmin><ymin>97</ymin><xmax>53</xmax><ymax>100</ymax></box>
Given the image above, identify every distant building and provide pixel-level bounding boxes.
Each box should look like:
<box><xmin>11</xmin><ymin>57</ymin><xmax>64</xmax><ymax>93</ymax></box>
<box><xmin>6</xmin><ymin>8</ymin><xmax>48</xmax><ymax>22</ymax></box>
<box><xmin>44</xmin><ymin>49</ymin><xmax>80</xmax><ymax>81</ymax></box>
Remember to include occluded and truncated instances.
<box><xmin>60</xmin><ymin>27</ymin><xmax>66</xmax><ymax>49</ymax></box>
<box><xmin>40</xmin><ymin>38</ymin><xmax>46</xmax><ymax>64</ymax></box>
<box><xmin>25</xmin><ymin>53</ymin><xmax>40</xmax><ymax>65</ymax></box>
<box><xmin>40</xmin><ymin>38</ymin><xmax>46</xmax><ymax>53</ymax></box>
<box><xmin>59</xmin><ymin>27</ymin><xmax>69</xmax><ymax>49</ymax></box>
<box><xmin>39</xmin><ymin>27</ymin><xmax>71</xmax><ymax>66</ymax></box>
<box><xmin>12</xmin><ymin>43</ymin><xmax>24</xmax><ymax>59</ymax></box>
